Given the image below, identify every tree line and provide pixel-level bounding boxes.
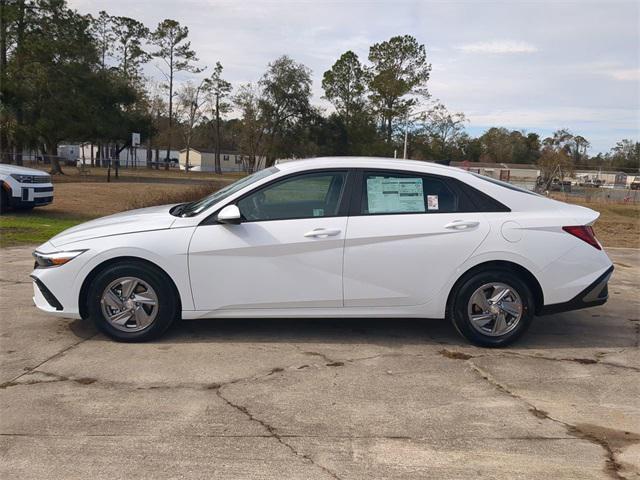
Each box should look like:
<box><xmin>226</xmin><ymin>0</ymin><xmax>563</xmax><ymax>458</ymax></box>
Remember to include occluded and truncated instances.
<box><xmin>1</xmin><ymin>0</ymin><xmax>638</xmax><ymax>175</ymax></box>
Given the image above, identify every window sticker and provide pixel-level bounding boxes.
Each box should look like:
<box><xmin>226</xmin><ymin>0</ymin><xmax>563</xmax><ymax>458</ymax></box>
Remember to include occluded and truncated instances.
<box><xmin>313</xmin><ymin>208</ymin><xmax>324</xmax><ymax>217</ymax></box>
<box><xmin>367</xmin><ymin>177</ymin><xmax>425</xmax><ymax>213</ymax></box>
<box><xmin>427</xmin><ymin>195</ymin><xmax>439</xmax><ymax>211</ymax></box>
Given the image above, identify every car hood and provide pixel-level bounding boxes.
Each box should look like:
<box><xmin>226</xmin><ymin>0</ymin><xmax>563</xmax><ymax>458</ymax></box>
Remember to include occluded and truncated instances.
<box><xmin>0</xmin><ymin>164</ymin><xmax>50</xmax><ymax>176</ymax></box>
<box><xmin>49</xmin><ymin>204</ymin><xmax>178</xmax><ymax>247</ymax></box>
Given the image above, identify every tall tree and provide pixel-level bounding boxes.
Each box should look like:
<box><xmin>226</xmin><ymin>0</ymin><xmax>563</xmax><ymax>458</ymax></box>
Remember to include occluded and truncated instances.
<box><xmin>89</xmin><ymin>10</ymin><xmax>114</xmax><ymax>70</ymax></box>
<box><xmin>479</xmin><ymin>127</ymin><xmax>513</xmax><ymax>163</ymax></box>
<box><xmin>368</xmin><ymin>35</ymin><xmax>431</xmax><ymax>144</ymax></box>
<box><xmin>0</xmin><ymin>0</ymin><xmax>12</xmax><ymax>161</ymax></box>
<box><xmin>206</xmin><ymin>61</ymin><xmax>232</xmax><ymax>174</ymax></box>
<box><xmin>111</xmin><ymin>16</ymin><xmax>149</xmax><ymax>81</ymax></box>
<box><xmin>150</xmin><ymin>19</ymin><xmax>201</xmax><ymax>167</ymax></box>
<box><xmin>322</xmin><ymin>50</ymin><xmax>367</xmax><ymax>129</ymax></box>
<box><xmin>259</xmin><ymin>55</ymin><xmax>312</xmax><ymax>165</ymax></box>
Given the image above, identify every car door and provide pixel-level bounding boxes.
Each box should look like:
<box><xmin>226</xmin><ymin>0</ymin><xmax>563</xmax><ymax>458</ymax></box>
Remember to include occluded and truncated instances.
<box><xmin>188</xmin><ymin>170</ymin><xmax>351</xmax><ymax>312</ymax></box>
<box><xmin>343</xmin><ymin>170</ymin><xmax>490</xmax><ymax>307</ymax></box>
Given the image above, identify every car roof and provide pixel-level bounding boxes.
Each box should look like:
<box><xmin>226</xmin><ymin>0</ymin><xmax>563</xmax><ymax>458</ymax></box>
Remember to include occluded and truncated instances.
<box><xmin>276</xmin><ymin>157</ymin><xmax>464</xmax><ymax>175</ymax></box>
<box><xmin>272</xmin><ymin>156</ymin><xmax>583</xmax><ymax>214</ymax></box>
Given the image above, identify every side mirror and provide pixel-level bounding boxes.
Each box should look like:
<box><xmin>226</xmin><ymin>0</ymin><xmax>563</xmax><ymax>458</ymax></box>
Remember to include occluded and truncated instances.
<box><xmin>217</xmin><ymin>204</ymin><xmax>242</xmax><ymax>224</ymax></box>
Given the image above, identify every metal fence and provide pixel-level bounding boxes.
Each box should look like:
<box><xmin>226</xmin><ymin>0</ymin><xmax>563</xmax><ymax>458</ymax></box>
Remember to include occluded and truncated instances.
<box><xmin>510</xmin><ymin>180</ymin><xmax>640</xmax><ymax>204</ymax></box>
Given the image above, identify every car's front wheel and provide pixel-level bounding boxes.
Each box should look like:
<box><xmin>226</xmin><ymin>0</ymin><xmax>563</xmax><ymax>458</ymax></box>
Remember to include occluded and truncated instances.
<box><xmin>87</xmin><ymin>262</ymin><xmax>179</xmax><ymax>342</ymax></box>
<box><xmin>451</xmin><ymin>269</ymin><xmax>534</xmax><ymax>347</ymax></box>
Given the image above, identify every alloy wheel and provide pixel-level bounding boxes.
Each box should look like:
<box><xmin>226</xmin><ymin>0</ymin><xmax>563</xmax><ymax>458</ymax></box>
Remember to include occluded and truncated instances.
<box><xmin>100</xmin><ymin>276</ymin><xmax>159</xmax><ymax>332</ymax></box>
<box><xmin>467</xmin><ymin>282</ymin><xmax>523</xmax><ymax>337</ymax></box>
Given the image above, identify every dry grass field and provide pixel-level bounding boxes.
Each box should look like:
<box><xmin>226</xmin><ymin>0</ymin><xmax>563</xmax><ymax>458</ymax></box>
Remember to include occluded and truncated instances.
<box><xmin>1</xmin><ymin>167</ymin><xmax>638</xmax><ymax>248</ymax></box>
<box><xmin>550</xmin><ymin>195</ymin><xmax>640</xmax><ymax>249</ymax></box>
<box><xmin>0</xmin><ymin>173</ymin><xmax>234</xmax><ymax>247</ymax></box>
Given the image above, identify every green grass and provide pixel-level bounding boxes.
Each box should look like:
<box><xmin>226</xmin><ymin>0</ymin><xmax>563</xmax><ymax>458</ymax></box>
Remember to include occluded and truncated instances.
<box><xmin>0</xmin><ymin>213</ymin><xmax>89</xmax><ymax>248</ymax></box>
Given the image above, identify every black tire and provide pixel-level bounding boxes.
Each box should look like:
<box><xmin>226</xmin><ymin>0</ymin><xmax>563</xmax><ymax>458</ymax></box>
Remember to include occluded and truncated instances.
<box><xmin>450</xmin><ymin>269</ymin><xmax>534</xmax><ymax>347</ymax></box>
<box><xmin>0</xmin><ymin>187</ymin><xmax>9</xmax><ymax>213</ymax></box>
<box><xmin>87</xmin><ymin>261</ymin><xmax>179</xmax><ymax>342</ymax></box>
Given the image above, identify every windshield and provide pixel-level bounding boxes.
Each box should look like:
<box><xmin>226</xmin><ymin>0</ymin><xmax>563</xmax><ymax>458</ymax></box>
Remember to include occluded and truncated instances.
<box><xmin>177</xmin><ymin>166</ymin><xmax>279</xmax><ymax>217</ymax></box>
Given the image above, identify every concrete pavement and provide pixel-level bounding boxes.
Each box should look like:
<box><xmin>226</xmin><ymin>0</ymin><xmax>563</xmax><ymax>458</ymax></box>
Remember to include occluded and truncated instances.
<box><xmin>0</xmin><ymin>246</ymin><xmax>638</xmax><ymax>479</ymax></box>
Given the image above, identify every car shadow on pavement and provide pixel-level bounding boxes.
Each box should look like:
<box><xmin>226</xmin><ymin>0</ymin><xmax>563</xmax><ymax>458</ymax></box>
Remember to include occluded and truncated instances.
<box><xmin>136</xmin><ymin>310</ymin><xmax>637</xmax><ymax>350</ymax></box>
<box><xmin>65</xmin><ymin>308</ymin><xmax>636</xmax><ymax>350</ymax></box>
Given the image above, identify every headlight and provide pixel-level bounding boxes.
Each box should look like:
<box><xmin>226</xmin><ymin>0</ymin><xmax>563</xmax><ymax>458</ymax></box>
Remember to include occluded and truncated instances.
<box><xmin>10</xmin><ymin>173</ymin><xmax>34</xmax><ymax>183</ymax></box>
<box><xmin>33</xmin><ymin>250</ymin><xmax>86</xmax><ymax>268</ymax></box>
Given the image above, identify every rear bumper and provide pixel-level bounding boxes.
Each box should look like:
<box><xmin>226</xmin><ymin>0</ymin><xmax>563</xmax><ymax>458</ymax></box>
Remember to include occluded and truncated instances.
<box><xmin>538</xmin><ymin>265</ymin><xmax>613</xmax><ymax>315</ymax></box>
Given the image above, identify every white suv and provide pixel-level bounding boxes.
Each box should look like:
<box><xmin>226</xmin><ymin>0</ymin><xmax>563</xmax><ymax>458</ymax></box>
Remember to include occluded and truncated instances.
<box><xmin>0</xmin><ymin>164</ymin><xmax>54</xmax><ymax>212</ymax></box>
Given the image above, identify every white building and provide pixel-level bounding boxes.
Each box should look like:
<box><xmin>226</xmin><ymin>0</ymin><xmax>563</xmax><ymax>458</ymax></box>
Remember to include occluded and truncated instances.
<box><xmin>179</xmin><ymin>148</ymin><xmax>266</xmax><ymax>173</ymax></box>
<box><xmin>76</xmin><ymin>144</ymin><xmax>180</xmax><ymax>167</ymax></box>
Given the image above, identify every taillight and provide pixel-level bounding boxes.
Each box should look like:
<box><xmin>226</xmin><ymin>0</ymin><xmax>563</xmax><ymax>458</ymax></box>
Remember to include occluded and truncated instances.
<box><xmin>562</xmin><ymin>225</ymin><xmax>601</xmax><ymax>250</ymax></box>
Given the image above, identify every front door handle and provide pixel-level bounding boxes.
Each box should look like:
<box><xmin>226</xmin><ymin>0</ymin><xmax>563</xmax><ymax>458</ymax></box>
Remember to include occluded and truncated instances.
<box><xmin>304</xmin><ymin>228</ymin><xmax>342</xmax><ymax>238</ymax></box>
<box><xmin>445</xmin><ymin>220</ymin><xmax>480</xmax><ymax>230</ymax></box>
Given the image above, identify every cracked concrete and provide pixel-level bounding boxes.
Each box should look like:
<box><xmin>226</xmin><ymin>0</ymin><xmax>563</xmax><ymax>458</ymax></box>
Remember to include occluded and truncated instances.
<box><xmin>1</xmin><ymin>246</ymin><xmax>639</xmax><ymax>479</ymax></box>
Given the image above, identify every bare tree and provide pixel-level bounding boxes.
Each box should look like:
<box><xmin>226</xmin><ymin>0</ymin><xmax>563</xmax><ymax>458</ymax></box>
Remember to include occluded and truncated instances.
<box><xmin>420</xmin><ymin>102</ymin><xmax>467</xmax><ymax>161</ymax></box>
<box><xmin>176</xmin><ymin>78</ymin><xmax>210</xmax><ymax>171</ymax></box>
<box><xmin>234</xmin><ymin>83</ymin><xmax>266</xmax><ymax>173</ymax></box>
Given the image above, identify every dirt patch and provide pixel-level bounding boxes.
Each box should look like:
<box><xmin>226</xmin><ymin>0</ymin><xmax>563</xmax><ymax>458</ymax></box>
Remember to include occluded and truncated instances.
<box><xmin>74</xmin><ymin>377</ymin><xmax>97</xmax><ymax>385</ymax></box>
<box><xmin>439</xmin><ymin>349</ymin><xmax>473</xmax><ymax>360</ymax></box>
<box><xmin>568</xmin><ymin>358</ymin><xmax>598</xmax><ymax>365</ymax></box>
<box><xmin>565</xmin><ymin>423</ymin><xmax>640</xmax><ymax>479</ymax></box>
<box><xmin>528</xmin><ymin>407</ymin><xmax>549</xmax><ymax>419</ymax></box>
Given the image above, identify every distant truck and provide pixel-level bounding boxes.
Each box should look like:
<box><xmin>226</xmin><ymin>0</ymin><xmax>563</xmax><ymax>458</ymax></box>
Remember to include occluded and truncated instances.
<box><xmin>577</xmin><ymin>176</ymin><xmax>604</xmax><ymax>188</ymax></box>
<box><xmin>0</xmin><ymin>164</ymin><xmax>54</xmax><ymax>212</ymax></box>
<box><xmin>630</xmin><ymin>178</ymin><xmax>640</xmax><ymax>190</ymax></box>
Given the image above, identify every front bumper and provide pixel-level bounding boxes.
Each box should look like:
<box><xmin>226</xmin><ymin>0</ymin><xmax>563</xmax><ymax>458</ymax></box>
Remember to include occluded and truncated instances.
<box><xmin>7</xmin><ymin>184</ymin><xmax>54</xmax><ymax>207</ymax></box>
<box><xmin>31</xmin><ymin>276</ymin><xmax>64</xmax><ymax>312</ymax></box>
<box><xmin>31</xmin><ymin>242</ymin><xmax>84</xmax><ymax>319</ymax></box>
<box><xmin>538</xmin><ymin>265</ymin><xmax>613</xmax><ymax>315</ymax></box>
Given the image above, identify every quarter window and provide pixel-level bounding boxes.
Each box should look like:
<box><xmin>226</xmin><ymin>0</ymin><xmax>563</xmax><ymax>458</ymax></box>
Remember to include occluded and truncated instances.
<box><xmin>237</xmin><ymin>171</ymin><xmax>347</xmax><ymax>221</ymax></box>
<box><xmin>361</xmin><ymin>172</ymin><xmax>458</xmax><ymax>214</ymax></box>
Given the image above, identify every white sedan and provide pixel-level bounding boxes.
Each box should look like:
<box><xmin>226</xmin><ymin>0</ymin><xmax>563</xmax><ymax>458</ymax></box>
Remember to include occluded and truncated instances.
<box><xmin>31</xmin><ymin>157</ymin><xmax>613</xmax><ymax>346</ymax></box>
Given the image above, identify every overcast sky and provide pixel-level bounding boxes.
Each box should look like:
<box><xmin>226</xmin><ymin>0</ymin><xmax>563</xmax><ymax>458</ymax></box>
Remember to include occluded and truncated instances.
<box><xmin>68</xmin><ymin>0</ymin><xmax>640</xmax><ymax>153</ymax></box>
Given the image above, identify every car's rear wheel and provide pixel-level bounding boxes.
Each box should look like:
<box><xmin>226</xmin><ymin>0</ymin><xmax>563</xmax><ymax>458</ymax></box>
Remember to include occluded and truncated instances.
<box><xmin>451</xmin><ymin>270</ymin><xmax>534</xmax><ymax>347</ymax></box>
<box><xmin>87</xmin><ymin>262</ymin><xmax>178</xmax><ymax>342</ymax></box>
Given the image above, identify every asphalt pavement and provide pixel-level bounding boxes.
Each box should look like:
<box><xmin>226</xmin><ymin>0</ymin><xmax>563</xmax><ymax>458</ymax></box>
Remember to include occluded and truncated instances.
<box><xmin>1</xmin><ymin>246</ymin><xmax>638</xmax><ymax>479</ymax></box>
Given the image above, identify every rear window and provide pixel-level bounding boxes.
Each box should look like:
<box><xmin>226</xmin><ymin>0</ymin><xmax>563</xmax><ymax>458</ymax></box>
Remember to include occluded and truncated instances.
<box><xmin>470</xmin><ymin>173</ymin><xmax>541</xmax><ymax>196</ymax></box>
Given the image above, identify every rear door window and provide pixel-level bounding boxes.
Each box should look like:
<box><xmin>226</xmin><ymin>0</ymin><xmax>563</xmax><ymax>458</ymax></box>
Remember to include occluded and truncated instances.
<box><xmin>360</xmin><ymin>172</ymin><xmax>458</xmax><ymax>215</ymax></box>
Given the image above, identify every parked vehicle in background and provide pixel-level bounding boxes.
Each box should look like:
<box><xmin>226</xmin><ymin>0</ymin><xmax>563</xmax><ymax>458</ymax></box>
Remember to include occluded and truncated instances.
<box><xmin>31</xmin><ymin>157</ymin><xmax>613</xmax><ymax>347</ymax></box>
<box><xmin>578</xmin><ymin>178</ymin><xmax>604</xmax><ymax>188</ymax></box>
<box><xmin>0</xmin><ymin>164</ymin><xmax>53</xmax><ymax>212</ymax></box>
<box><xmin>630</xmin><ymin>179</ymin><xmax>640</xmax><ymax>190</ymax></box>
<box><xmin>547</xmin><ymin>178</ymin><xmax>572</xmax><ymax>192</ymax></box>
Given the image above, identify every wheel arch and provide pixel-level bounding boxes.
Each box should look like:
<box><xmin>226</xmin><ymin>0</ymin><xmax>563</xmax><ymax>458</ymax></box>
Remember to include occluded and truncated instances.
<box><xmin>78</xmin><ymin>256</ymin><xmax>182</xmax><ymax>319</ymax></box>
<box><xmin>446</xmin><ymin>260</ymin><xmax>544</xmax><ymax>316</ymax></box>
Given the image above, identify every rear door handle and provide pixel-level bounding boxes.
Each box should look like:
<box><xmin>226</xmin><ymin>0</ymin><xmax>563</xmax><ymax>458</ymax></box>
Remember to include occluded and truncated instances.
<box><xmin>304</xmin><ymin>228</ymin><xmax>342</xmax><ymax>238</ymax></box>
<box><xmin>445</xmin><ymin>220</ymin><xmax>480</xmax><ymax>230</ymax></box>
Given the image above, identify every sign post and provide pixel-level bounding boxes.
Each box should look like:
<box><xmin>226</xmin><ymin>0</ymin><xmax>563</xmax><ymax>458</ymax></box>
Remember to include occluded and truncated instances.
<box><xmin>131</xmin><ymin>133</ymin><xmax>140</xmax><ymax>169</ymax></box>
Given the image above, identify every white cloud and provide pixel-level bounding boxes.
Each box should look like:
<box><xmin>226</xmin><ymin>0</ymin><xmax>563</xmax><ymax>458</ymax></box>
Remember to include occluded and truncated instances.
<box><xmin>457</xmin><ymin>40</ymin><xmax>538</xmax><ymax>54</ymax></box>
<box><xmin>609</xmin><ymin>68</ymin><xmax>640</xmax><ymax>81</ymax></box>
